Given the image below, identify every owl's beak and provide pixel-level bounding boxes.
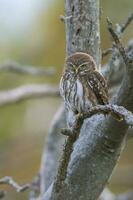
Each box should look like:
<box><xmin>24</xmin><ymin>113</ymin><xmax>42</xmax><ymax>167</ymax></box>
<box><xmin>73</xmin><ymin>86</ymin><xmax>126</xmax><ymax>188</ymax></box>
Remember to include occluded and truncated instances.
<box><xmin>75</xmin><ymin>68</ymin><xmax>79</xmax><ymax>74</ymax></box>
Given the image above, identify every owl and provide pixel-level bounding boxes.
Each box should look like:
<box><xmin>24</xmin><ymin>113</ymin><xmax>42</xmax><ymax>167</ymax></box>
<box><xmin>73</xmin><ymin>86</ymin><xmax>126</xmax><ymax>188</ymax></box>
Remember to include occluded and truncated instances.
<box><xmin>60</xmin><ymin>52</ymin><xmax>108</xmax><ymax>128</ymax></box>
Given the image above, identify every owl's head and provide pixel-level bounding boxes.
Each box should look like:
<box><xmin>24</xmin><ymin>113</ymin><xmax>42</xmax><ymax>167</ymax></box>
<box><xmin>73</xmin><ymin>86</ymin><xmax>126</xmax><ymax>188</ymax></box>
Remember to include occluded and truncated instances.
<box><xmin>65</xmin><ymin>52</ymin><xmax>96</xmax><ymax>75</ymax></box>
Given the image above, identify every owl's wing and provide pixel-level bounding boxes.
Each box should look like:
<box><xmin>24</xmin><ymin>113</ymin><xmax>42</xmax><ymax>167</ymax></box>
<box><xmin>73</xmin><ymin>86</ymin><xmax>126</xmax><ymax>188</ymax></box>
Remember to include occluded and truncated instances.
<box><xmin>93</xmin><ymin>70</ymin><xmax>108</xmax><ymax>94</ymax></box>
<box><xmin>87</xmin><ymin>70</ymin><xmax>108</xmax><ymax>105</ymax></box>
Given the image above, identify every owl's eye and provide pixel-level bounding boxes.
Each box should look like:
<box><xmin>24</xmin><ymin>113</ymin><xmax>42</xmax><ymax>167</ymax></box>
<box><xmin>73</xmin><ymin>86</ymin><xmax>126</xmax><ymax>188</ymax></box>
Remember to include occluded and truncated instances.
<box><xmin>82</xmin><ymin>65</ymin><xmax>87</xmax><ymax>69</ymax></box>
<box><xmin>78</xmin><ymin>65</ymin><xmax>87</xmax><ymax>72</ymax></box>
<box><xmin>68</xmin><ymin>67</ymin><xmax>75</xmax><ymax>74</ymax></box>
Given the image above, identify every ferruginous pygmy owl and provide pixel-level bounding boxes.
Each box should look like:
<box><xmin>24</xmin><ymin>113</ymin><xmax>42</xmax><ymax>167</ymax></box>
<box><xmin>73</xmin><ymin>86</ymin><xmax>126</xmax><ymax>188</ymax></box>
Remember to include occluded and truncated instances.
<box><xmin>60</xmin><ymin>52</ymin><xmax>108</xmax><ymax>128</ymax></box>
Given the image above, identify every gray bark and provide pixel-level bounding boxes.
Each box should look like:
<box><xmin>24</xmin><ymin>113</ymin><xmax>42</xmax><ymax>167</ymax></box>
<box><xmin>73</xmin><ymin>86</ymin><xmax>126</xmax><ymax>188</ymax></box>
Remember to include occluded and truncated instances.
<box><xmin>65</xmin><ymin>0</ymin><xmax>101</xmax><ymax>67</ymax></box>
<box><xmin>40</xmin><ymin>1</ymin><xmax>133</xmax><ymax>200</ymax></box>
<box><xmin>40</xmin><ymin>105</ymin><xmax>66</xmax><ymax>194</ymax></box>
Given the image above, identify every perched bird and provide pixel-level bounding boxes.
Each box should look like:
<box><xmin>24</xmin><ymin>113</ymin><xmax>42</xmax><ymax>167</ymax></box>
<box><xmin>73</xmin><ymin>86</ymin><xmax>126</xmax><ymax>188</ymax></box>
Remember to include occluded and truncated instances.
<box><xmin>60</xmin><ymin>52</ymin><xmax>108</xmax><ymax>128</ymax></box>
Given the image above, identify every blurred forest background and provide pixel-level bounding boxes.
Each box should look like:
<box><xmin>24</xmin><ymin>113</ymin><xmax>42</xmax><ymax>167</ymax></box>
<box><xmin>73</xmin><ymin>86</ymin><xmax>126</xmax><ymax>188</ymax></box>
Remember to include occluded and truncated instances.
<box><xmin>0</xmin><ymin>0</ymin><xmax>132</xmax><ymax>199</ymax></box>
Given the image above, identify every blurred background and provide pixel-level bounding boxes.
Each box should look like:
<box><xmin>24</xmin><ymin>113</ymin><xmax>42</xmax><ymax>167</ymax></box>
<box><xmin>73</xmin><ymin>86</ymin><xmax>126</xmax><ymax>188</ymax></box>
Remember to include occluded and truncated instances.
<box><xmin>0</xmin><ymin>0</ymin><xmax>132</xmax><ymax>199</ymax></box>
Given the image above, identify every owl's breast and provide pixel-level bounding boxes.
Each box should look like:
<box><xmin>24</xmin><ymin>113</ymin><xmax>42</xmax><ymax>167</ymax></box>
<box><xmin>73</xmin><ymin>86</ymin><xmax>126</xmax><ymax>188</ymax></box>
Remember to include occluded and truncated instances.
<box><xmin>67</xmin><ymin>77</ymin><xmax>92</xmax><ymax>113</ymax></box>
<box><xmin>60</xmin><ymin>74</ymin><xmax>93</xmax><ymax>113</ymax></box>
<box><xmin>76</xmin><ymin>79</ymin><xmax>94</xmax><ymax>112</ymax></box>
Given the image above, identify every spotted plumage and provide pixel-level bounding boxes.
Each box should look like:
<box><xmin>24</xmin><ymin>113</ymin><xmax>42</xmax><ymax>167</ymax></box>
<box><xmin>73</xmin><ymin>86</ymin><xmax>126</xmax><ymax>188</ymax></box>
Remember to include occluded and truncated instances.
<box><xmin>60</xmin><ymin>52</ymin><xmax>108</xmax><ymax>127</ymax></box>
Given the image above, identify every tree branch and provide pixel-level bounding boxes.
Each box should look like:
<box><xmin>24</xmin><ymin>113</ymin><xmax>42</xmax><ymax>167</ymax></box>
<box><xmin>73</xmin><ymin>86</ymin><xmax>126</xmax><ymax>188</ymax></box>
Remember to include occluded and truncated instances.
<box><xmin>0</xmin><ymin>176</ymin><xmax>42</xmax><ymax>199</ymax></box>
<box><xmin>42</xmin><ymin>14</ymin><xmax>133</xmax><ymax>200</ymax></box>
<box><xmin>0</xmin><ymin>176</ymin><xmax>30</xmax><ymax>193</ymax></box>
<box><xmin>102</xmin><ymin>12</ymin><xmax>133</xmax><ymax>59</ymax></box>
<box><xmin>118</xmin><ymin>12</ymin><xmax>133</xmax><ymax>34</ymax></box>
<box><xmin>107</xmin><ymin>18</ymin><xmax>130</xmax><ymax>66</ymax></box>
<box><xmin>0</xmin><ymin>84</ymin><xmax>59</xmax><ymax>106</ymax></box>
<box><xmin>102</xmin><ymin>39</ymin><xmax>133</xmax><ymax>98</ymax></box>
<box><xmin>60</xmin><ymin>15</ymin><xmax>72</xmax><ymax>23</ymax></box>
<box><xmin>102</xmin><ymin>15</ymin><xmax>133</xmax><ymax>98</ymax></box>
<box><xmin>0</xmin><ymin>62</ymin><xmax>55</xmax><ymax>76</ymax></box>
<box><xmin>102</xmin><ymin>48</ymin><xmax>113</xmax><ymax>59</ymax></box>
<box><xmin>40</xmin><ymin>105</ymin><xmax>66</xmax><ymax>195</ymax></box>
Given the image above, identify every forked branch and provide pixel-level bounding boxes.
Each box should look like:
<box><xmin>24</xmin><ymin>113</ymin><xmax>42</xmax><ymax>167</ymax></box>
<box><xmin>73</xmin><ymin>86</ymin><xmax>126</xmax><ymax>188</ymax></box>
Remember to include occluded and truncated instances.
<box><xmin>107</xmin><ymin>18</ymin><xmax>130</xmax><ymax>66</ymax></box>
<box><xmin>102</xmin><ymin>12</ymin><xmax>133</xmax><ymax>59</ymax></box>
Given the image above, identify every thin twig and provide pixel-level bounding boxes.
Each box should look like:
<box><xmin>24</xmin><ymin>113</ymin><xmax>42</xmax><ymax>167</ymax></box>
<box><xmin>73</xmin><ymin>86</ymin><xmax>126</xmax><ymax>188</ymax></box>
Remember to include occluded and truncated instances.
<box><xmin>107</xmin><ymin>18</ymin><xmax>130</xmax><ymax>66</ymax></box>
<box><xmin>60</xmin><ymin>15</ymin><xmax>72</xmax><ymax>22</ymax></box>
<box><xmin>102</xmin><ymin>48</ymin><xmax>113</xmax><ymax>58</ymax></box>
<box><xmin>0</xmin><ymin>175</ymin><xmax>41</xmax><ymax>200</ymax></box>
<box><xmin>120</xmin><ymin>13</ymin><xmax>133</xmax><ymax>34</ymax></box>
<box><xmin>0</xmin><ymin>62</ymin><xmax>55</xmax><ymax>76</ymax></box>
<box><xmin>0</xmin><ymin>176</ymin><xmax>30</xmax><ymax>193</ymax></box>
<box><xmin>0</xmin><ymin>84</ymin><xmax>59</xmax><ymax>106</ymax></box>
<box><xmin>102</xmin><ymin>13</ymin><xmax>133</xmax><ymax>60</ymax></box>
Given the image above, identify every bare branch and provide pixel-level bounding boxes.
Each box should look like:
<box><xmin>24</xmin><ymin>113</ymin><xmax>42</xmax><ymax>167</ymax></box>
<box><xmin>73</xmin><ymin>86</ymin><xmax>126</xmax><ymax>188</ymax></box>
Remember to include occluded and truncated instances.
<box><xmin>102</xmin><ymin>13</ymin><xmax>133</xmax><ymax>64</ymax></box>
<box><xmin>60</xmin><ymin>15</ymin><xmax>72</xmax><ymax>23</ymax></box>
<box><xmin>0</xmin><ymin>176</ymin><xmax>30</xmax><ymax>193</ymax></box>
<box><xmin>102</xmin><ymin>39</ymin><xmax>133</xmax><ymax>96</ymax></box>
<box><xmin>0</xmin><ymin>84</ymin><xmax>59</xmax><ymax>106</ymax></box>
<box><xmin>107</xmin><ymin>18</ymin><xmax>130</xmax><ymax>66</ymax></box>
<box><xmin>49</xmin><ymin>104</ymin><xmax>133</xmax><ymax>199</ymax></box>
<box><xmin>40</xmin><ymin>105</ymin><xmax>66</xmax><ymax>194</ymax></box>
<box><xmin>0</xmin><ymin>62</ymin><xmax>55</xmax><ymax>76</ymax></box>
<box><xmin>102</xmin><ymin>15</ymin><xmax>133</xmax><ymax>95</ymax></box>
<box><xmin>102</xmin><ymin>48</ymin><xmax>113</xmax><ymax>59</ymax></box>
<box><xmin>119</xmin><ymin>12</ymin><xmax>133</xmax><ymax>34</ymax></box>
<box><xmin>80</xmin><ymin>104</ymin><xmax>133</xmax><ymax>126</ymax></box>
